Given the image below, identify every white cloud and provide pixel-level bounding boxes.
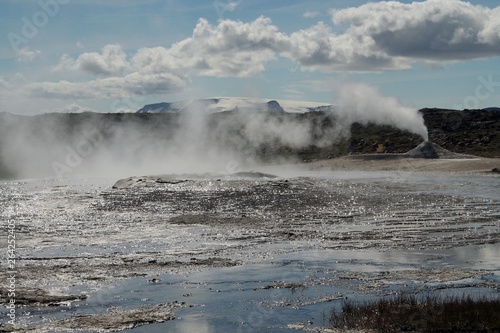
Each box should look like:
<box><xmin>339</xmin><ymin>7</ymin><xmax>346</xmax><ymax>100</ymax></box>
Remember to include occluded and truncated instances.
<box><xmin>479</xmin><ymin>7</ymin><xmax>500</xmax><ymax>44</ymax></box>
<box><xmin>213</xmin><ymin>0</ymin><xmax>241</xmax><ymax>18</ymax></box>
<box><xmin>186</xmin><ymin>17</ymin><xmax>284</xmax><ymax>77</ymax></box>
<box><xmin>331</xmin><ymin>0</ymin><xmax>500</xmax><ymax>61</ymax></box>
<box><xmin>27</xmin><ymin>1</ymin><xmax>500</xmax><ymax>103</ymax></box>
<box><xmin>0</xmin><ymin>75</ymin><xmax>38</xmax><ymax>114</ymax></box>
<box><xmin>225</xmin><ymin>1</ymin><xmax>239</xmax><ymax>12</ymax></box>
<box><xmin>0</xmin><ymin>77</ymin><xmax>10</xmax><ymax>90</ymax></box>
<box><xmin>133</xmin><ymin>17</ymin><xmax>287</xmax><ymax>77</ymax></box>
<box><xmin>303</xmin><ymin>11</ymin><xmax>321</xmax><ymax>18</ymax></box>
<box><xmin>50</xmin><ymin>103</ymin><xmax>96</xmax><ymax>113</ymax></box>
<box><xmin>16</xmin><ymin>47</ymin><xmax>41</xmax><ymax>63</ymax></box>
<box><xmin>58</xmin><ymin>44</ymin><xmax>129</xmax><ymax>76</ymax></box>
<box><xmin>29</xmin><ymin>72</ymin><xmax>189</xmax><ymax>100</ymax></box>
<box><xmin>40</xmin><ymin>43</ymin><xmax>193</xmax><ymax>100</ymax></box>
<box><xmin>284</xmin><ymin>22</ymin><xmax>407</xmax><ymax>72</ymax></box>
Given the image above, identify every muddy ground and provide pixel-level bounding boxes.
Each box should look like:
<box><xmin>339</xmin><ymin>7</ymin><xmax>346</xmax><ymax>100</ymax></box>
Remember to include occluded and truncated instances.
<box><xmin>1</xmin><ymin>159</ymin><xmax>499</xmax><ymax>332</ymax></box>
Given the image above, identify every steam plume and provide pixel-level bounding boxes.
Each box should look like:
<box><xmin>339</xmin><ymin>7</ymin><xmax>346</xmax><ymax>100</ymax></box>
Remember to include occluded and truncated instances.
<box><xmin>0</xmin><ymin>84</ymin><xmax>429</xmax><ymax>180</ymax></box>
<box><xmin>333</xmin><ymin>82</ymin><xmax>429</xmax><ymax>141</ymax></box>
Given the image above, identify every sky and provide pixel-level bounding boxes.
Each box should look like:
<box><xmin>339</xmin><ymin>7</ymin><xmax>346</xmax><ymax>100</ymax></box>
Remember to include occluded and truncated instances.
<box><xmin>1</xmin><ymin>0</ymin><xmax>499</xmax><ymax>115</ymax></box>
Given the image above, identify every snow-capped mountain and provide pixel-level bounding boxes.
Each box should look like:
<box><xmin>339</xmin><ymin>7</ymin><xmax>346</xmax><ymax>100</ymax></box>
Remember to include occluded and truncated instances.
<box><xmin>137</xmin><ymin>97</ymin><xmax>335</xmax><ymax>114</ymax></box>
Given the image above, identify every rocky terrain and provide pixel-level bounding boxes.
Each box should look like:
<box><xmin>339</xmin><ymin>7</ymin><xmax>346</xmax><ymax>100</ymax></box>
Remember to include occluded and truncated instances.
<box><xmin>0</xmin><ymin>108</ymin><xmax>499</xmax><ymax>179</ymax></box>
<box><xmin>349</xmin><ymin>108</ymin><xmax>500</xmax><ymax>158</ymax></box>
<box><xmin>0</xmin><ymin>106</ymin><xmax>499</xmax><ymax>332</ymax></box>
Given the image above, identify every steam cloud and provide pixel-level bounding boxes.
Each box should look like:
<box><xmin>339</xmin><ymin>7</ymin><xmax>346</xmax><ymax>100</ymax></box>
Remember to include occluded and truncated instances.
<box><xmin>0</xmin><ymin>111</ymin><xmax>318</xmax><ymax>179</ymax></box>
<box><xmin>333</xmin><ymin>82</ymin><xmax>429</xmax><ymax>141</ymax></box>
<box><xmin>0</xmin><ymin>83</ymin><xmax>428</xmax><ymax>179</ymax></box>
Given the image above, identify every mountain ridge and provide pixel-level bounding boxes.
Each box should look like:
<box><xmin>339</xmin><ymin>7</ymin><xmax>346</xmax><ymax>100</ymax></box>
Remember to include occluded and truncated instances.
<box><xmin>136</xmin><ymin>97</ymin><xmax>335</xmax><ymax>114</ymax></box>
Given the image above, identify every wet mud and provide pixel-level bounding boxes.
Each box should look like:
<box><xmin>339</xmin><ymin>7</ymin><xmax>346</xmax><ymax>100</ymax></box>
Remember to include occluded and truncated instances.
<box><xmin>2</xmin><ymin>302</ymin><xmax>185</xmax><ymax>332</ymax></box>
<box><xmin>1</xmin><ymin>170</ymin><xmax>499</xmax><ymax>332</ymax></box>
<box><xmin>0</xmin><ymin>287</ymin><xmax>86</xmax><ymax>307</ymax></box>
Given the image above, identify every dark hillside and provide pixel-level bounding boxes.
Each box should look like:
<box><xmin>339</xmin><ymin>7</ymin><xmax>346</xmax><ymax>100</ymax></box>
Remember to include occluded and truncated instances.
<box><xmin>423</xmin><ymin>108</ymin><xmax>500</xmax><ymax>158</ymax></box>
<box><xmin>0</xmin><ymin>108</ymin><xmax>499</xmax><ymax>179</ymax></box>
<box><xmin>349</xmin><ymin>109</ymin><xmax>500</xmax><ymax>158</ymax></box>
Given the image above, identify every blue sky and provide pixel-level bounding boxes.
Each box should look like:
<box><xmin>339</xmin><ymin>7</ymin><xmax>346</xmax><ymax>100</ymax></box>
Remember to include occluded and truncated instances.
<box><xmin>1</xmin><ymin>0</ymin><xmax>499</xmax><ymax>114</ymax></box>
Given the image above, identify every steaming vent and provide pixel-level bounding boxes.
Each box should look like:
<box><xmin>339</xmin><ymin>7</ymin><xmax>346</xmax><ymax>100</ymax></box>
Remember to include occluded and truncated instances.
<box><xmin>404</xmin><ymin>141</ymin><xmax>475</xmax><ymax>159</ymax></box>
<box><xmin>404</xmin><ymin>141</ymin><xmax>439</xmax><ymax>159</ymax></box>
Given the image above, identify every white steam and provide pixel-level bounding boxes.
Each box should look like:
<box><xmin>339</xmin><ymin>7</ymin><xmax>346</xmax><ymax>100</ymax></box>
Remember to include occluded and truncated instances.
<box><xmin>0</xmin><ymin>84</ymin><xmax>429</xmax><ymax>180</ymax></box>
<box><xmin>333</xmin><ymin>82</ymin><xmax>429</xmax><ymax>141</ymax></box>
<box><xmin>0</xmin><ymin>110</ymin><xmax>320</xmax><ymax>179</ymax></box>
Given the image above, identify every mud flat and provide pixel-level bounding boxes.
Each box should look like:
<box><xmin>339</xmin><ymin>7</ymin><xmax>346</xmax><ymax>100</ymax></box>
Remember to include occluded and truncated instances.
<box><xmin>1</xmin><ymin>164</ymin><xmax>499</xmax><ymax>332</ymax></box>
<box><xmin>305</xmin><ymin>156</ymin><xmax>500</xmax><ymax>173</ymax></box>
<box><xmin>304</xmin><ymin>141</ymin><xmax>500</xmax><ymax>174</ymax></box>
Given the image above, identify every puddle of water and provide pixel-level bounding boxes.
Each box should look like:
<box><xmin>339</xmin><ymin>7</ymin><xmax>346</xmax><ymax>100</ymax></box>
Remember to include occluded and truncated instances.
<box><xmin>65</xmin><ymin>262</ymin><xmax>333</xmax><ymax>333</ymax></box>
<box><xmin>23</xmin><ymin>243</ymin><xmax>494</xmax><ymax>333</ymax></box>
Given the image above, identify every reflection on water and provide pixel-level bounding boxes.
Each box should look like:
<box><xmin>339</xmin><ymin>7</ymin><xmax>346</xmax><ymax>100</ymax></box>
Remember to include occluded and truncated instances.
<box><xmin>102</xmin><ymin>244</ymin><xmax>500</xmax><ymax>332</ymax></box>
<box><xmin>1</xmin><ymin>170</ymin><xmax>499</xmax><ymax>332</ymax></box>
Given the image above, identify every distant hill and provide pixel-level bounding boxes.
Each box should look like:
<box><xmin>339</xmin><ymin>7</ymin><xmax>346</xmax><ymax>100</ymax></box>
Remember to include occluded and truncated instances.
<box><xmin>483</xmin><ymin>107</ymin><xmax>500</xmax><ymax>112</ymax></box>
<box><xmin>0</xmin><ymin>108</ymin><xmax>499</xmax><ymax>179</ymax></box>
<box><xmin>137</xmin><ymin>97</ymin><xmax>334</xmax><ymax>114</ymax></box>
<box><xmin>349</xmin><ymin>108</ymin><xmax>500</xmax><ymax>158</ymax></box>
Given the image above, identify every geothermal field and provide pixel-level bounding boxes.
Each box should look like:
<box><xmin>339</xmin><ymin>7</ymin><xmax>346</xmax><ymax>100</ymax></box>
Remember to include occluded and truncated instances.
<box><xmin>3</xmin><ymin>0</ymin><xmax>500</xmax><ymax>330</ymax></box>
<box><xmin>1</xmin><ymin>105</ymin><xmax>499</xmax><ymax>332</ymax></box>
